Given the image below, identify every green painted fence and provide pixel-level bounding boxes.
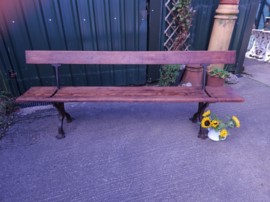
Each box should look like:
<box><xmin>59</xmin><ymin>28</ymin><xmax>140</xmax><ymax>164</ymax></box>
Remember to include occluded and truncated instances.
<box><xmin>0</xmin><ymin>0</ymin><xmax>148</xmax><ymax>96</ymax></box>
<box><xmin>0</xmin><ymin>0</ymin><xmax>261</xmax><ymax>95</ymax></box>
<box><xmin>189</xmin><ymin>0</ymin><xmax>260</xmax><ymax>74</ymax></box>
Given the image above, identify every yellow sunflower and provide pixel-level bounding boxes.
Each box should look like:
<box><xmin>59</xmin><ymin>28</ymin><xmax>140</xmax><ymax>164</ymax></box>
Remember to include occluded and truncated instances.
<box><xmin>211</xmin><ymin>120</ymin><xmax>219</xmax><ymax>128</ymax></box>
<box><xmin>201</xmin><ymin>117</ymin><xmax>211</xmax><ymax>128</ymax></box>
<box><xmin>232</xmin><ymin>116</ymin><xmax>240</xmax><ymax>128</ymax></box>
<box><xmin>202</xmin><ymin>110</ymin><xmax>211</xmax><ymax>117</ymax></box>
<box><xmin>220</xmin><ymin>129</ymin><xmax>228</xmax><ymax>138</ymax></box>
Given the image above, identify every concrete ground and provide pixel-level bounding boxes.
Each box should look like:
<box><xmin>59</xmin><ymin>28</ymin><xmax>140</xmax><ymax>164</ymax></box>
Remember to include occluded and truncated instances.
<box><xmin>0</xmin><ymin>58</ymin><xmax>270</xmax><ymax>202</ymax></box>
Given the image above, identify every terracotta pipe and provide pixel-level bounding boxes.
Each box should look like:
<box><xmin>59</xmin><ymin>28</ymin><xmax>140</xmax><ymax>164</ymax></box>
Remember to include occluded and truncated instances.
<box><xmin>207</xmin><ymin>0</ymin><xmax>240</xmax><ymax>70</ymax></box>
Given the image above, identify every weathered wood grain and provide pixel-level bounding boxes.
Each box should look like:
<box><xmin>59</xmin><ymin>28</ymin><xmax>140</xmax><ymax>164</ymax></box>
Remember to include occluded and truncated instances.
<box><xmin>16</xmin><ymin>86</ymin><xmax>244</xmax><ymax>103</ymax></box>
<box><xmin>18</xmin><ymin>50</ymin><xmax>244</xmax><ymax>104</ymax></box>
<box><xmin>25</xmin><ymin>51</ymin><xmax>236</xmax><ymax>65</ymax></box>
<box><xmin>16</xmin><ymin>87</ymin><xmax>57</xmax><ymax>102</ymax></box>
<box><xmin>205</xmin><ymin>86</ymin><xmax>245</xmax><ymax>102</ymax></box>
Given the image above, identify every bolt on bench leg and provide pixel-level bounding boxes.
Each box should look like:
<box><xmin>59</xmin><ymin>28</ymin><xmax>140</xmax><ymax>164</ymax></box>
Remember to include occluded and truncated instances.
<box><xmin>53</xmin><ymin>102</ymin><xmax>73</xmax><ymax>139</ymax></box>
<box><xmin>190</xmin><ymin>102</ymin><xmax>209</xmax><ymax>139</ymax></box>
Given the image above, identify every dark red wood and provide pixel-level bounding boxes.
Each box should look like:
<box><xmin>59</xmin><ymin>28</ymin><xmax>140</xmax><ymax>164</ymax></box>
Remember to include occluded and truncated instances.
<box><xmin>16</xmin><ymin>87</ymin><xmax>57</xmax><ymax>102</ymax></box>
<box><xmin>18</xmin><ymin>50</ymin><xmax>244</xmax><ymax>104</ymax></box>
<box><xmin>25</xmin><ymin>50</ymin><xmax>236</xmax><ymax>65</ymax></box>
<box><xmin>16</xmin><ymin>86</ymin><xmax>244</xmax><ymax>103</ymax></box>
<box><xmin>220</xmin><ymin>0</ymin><xmax>239</xmax><ymax>5</ymax></box>
<box><xmin>205</xmin><ymin>86</ymin><xmax>244</xmax><ymax>102</ymax></box>
<box><xmin>18</xmin><ymin>50</ymin><xmax>245</xmax><ymax>138</ymax></box>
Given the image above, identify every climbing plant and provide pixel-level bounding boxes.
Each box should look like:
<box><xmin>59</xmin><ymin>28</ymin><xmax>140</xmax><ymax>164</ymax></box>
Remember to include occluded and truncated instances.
<box><xmin>164</xmin><ymin>0</ymin><xmax>195</xmax><ymax>51</ymax></box>
<box><xmin>160</xmin><ymin>0</ymin><xmax>195</xmax><ymax>86</ymax></box>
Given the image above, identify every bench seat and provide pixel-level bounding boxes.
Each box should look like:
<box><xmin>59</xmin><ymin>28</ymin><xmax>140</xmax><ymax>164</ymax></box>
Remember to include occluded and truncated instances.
<box><xmin>16</xmin><ymin>86</ymin><xmax>244</xmax><ymax>103</ymax></box>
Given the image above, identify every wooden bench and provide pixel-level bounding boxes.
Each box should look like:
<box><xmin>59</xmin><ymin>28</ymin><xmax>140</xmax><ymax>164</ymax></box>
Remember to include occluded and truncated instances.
<box><xmin>16</xmin><ymin>50</ymin><xmax>244</xmax><ymax>139</ymax></box>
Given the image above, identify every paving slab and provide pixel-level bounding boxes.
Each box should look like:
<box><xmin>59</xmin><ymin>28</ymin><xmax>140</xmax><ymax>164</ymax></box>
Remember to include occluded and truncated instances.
<box><xmin>244</xmin><ymin>58</ymin><xmax>270</xmax><ymax>86</ymax></box>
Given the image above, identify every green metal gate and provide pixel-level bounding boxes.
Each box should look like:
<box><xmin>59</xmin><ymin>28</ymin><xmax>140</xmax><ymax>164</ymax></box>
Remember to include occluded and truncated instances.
<box><xmin>0</xmin><ymin>0</ymin><xmax>261</xmax><ymax>95</ymax></box>
<box><xmin>0</xmin><ymin>0</ymin><xmax>148</xmax><ymax>96</ymax></box>
<box><xmin>189</xmin><ymin>0</ymin><xmax>260</xmax><ymax>73</ymax></box>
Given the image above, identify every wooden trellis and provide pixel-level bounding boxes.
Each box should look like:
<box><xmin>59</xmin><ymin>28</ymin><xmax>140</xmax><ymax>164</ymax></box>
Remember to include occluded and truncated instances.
<box><xmin>164</xmin><ymin>0</ymin><xmax>192</xmax><ymax>51</ymax></box>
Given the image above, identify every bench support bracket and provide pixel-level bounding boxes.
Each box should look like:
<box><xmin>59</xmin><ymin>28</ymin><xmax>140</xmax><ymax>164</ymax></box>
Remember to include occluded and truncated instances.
<box><xmin>190</xmin><ymin>102</ymin><xmax>209</xmax><ymax>139</ymax></box>
<box><xmin>53</xmin><ymin>102</ymin><xmax>73</xmax><ymax>139</ymax></box>
<box><xmin>52</xmin><ymin>64</ymin><xmax>61</xmax><ymax>89</ymax></box>
<box><xmin>202</xmin><ymin>64</ymin><xmax>208</xmax><ymax>90</ymax></box>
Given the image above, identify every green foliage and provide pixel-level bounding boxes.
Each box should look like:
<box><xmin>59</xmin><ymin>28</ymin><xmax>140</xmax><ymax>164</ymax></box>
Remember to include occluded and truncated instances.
<box><xmin>160</xmin><ymin>0</ymin><xmax>194</xmax><ymax>86</ymax></box>
<box><xmin>0</xmin><ymin>91</ymin><xmax>17</xmax><ymax>138</ymax></box>
<box><xmin>173</xmin><ymin>0</ymin><xmax>194</xmax><ymax>29</ymax></box>
<box><xmin>208</xmin><ymin>68</ymin><xmax>230</xmax><ymax>79</ymax></box>
<box><xmin>0</xmin><ymin>91</ymin><xmax>17</xmax><ymax>115</ymax></box>
<box><xmin>171</xmin><ymin>0</ymin><xmax>195</xmax><ymax>50</ymax></box>
<box><xmin>201</xmin><ymin>110</ymin><xmax>240</xmax><ymax>141</ymax></box>
<box><xmin>159</xmin><ymin>65</ymin><xmax>180</xmax><ymax>86</ymax></box>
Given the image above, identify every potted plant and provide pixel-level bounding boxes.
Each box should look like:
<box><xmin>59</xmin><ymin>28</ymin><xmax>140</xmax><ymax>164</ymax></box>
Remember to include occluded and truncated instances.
<box><xmin>207</xmin><ymin>67</ymin><xmax>230</xmax><ymax>87</ymax></box>
<box><xmin>200</xmin><ymin>110</ymin><xmax>240</xmax><ymax>141</ymax></box>
<box><xmin>180</xmin><ymin>64</ymin><xmax>203</xmax><ymax>87</ymax></box>
<box><xmin>159</xmin><ymin>64</ymin><xmax>181</xmax><ymax>86</ymax></box>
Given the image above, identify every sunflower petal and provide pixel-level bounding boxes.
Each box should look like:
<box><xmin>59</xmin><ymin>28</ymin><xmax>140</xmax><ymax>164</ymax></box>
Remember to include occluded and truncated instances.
<box><xmin>231</xmin><ymin>116</ymin><xmax>240</xmax><ymax>128</ymax></box>
<box><xmin>202</xmin><ymin>110</ymin><xmax>211</xmax><ymax>117</ymax></box>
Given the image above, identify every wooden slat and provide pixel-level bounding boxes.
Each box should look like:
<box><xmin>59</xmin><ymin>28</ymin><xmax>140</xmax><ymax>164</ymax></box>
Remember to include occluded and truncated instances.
<box><xmin>16</xmin><ymin>86</ymin><xmax>244</xmax><ymax>103</ymax></box>
<box><xmin>25</xmin><ymin>50</ymin><xmax>236</xmax><ymax>65</ymax></box>
<box><xmin>205</xmin><ymin>86</ymin><xmax>245</xmax><ymax>102</ymax></box>
<box><xmin>16</xmin><ymin>86</ymin><xmax>215</xmax><ymax>103</ymax></box>
<box><xmin>52</xmin><ymin>87</ymin><xmax>214</xmax><ymax>102</ymax></box>
<box><xmin>16</xmin><ymin>87</ymin><xmax>57</xmax><ymax>102</ymax></box>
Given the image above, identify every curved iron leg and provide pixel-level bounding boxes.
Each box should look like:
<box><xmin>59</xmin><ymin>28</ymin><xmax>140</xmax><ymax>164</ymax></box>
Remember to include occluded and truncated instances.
<box><xmin>190</xmin><ymin>102</ymin><xmax>203</xmax><ymax>123</ymax></box>
<box><xmin>190</xmin><ymin>102</ymin><xmax>209</xmax><ymax>139</ymax></box>
<box><xmin>53</xmin><ymin>102</ymin><xmax>73</xmax><ymax>139</ymax></box>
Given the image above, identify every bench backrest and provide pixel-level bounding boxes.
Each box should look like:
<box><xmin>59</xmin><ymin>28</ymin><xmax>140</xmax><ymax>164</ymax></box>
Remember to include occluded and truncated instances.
<box><xmin>26</xmin><ymin>50</ymin><xmax>236</xmax><ymax>65</ymax></box>
<box><xmin>25</xmin><ymin>50</ymin><xmax>236</xmax><ymax>89</ymax></box>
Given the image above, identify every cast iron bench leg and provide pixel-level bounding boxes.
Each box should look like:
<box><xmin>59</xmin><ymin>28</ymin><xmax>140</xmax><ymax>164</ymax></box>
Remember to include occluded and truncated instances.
<box><xmin>53</xmin><ymin>102</ymin><xmax>73</xmax><ymax>139</ymax></box>
<box><xmin>190</xmin><ymin>102</ymin><xmax>209</xmax><ymax>139</ymax></box>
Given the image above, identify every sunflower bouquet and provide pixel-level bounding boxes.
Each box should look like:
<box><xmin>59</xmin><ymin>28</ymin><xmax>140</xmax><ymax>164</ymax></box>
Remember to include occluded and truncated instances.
<box><xmin>201</xmin><ymin>110</ymin><xmax>240</xmax><ymax>140</ymax></box>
